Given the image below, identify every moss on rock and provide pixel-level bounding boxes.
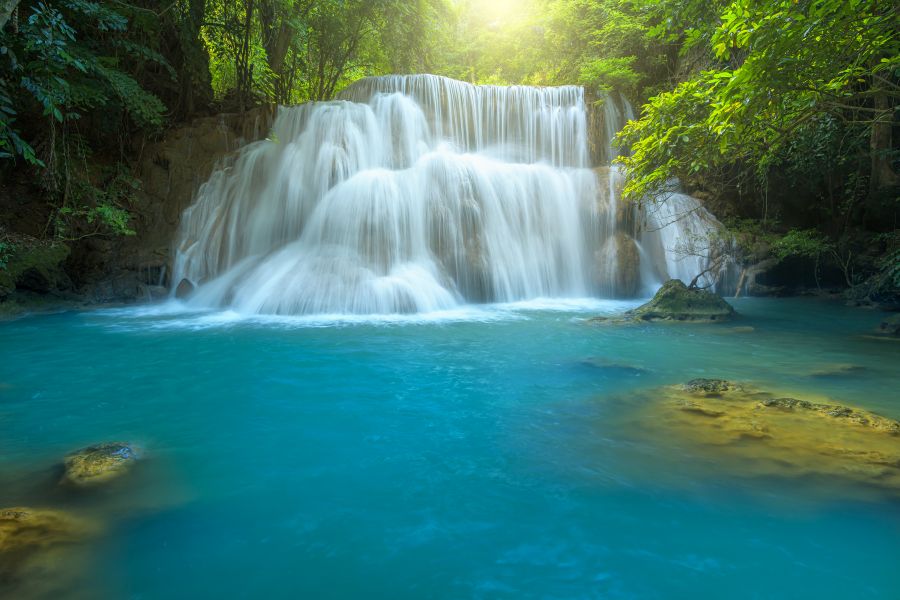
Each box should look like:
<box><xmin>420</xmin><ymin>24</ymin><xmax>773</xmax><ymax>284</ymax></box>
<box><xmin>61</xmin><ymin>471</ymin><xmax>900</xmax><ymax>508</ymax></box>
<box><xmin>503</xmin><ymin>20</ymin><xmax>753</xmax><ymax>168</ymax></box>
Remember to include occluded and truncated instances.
<box><xmin>62</xmin><ymin>442</ymin><xmax>139</xmax><ymax>487</ymax></box>
<box><xmin>682</xmin><ymin>378</ymin><xmax>741</xmax><ymax>395</ymax></box>
<box><xmin>626</xmin><ymin>380</ymin><xmax>900</xmax><ymax>494</ymax></box>
<box><xmin>0</xmin><ymin>238</ymin><xmax>70</xmax><ymax>298</ymax></box>
<box><xmin>0</xmin><ymin>507</ymin><xmax>93</xmax><ymax>554</ymax></box>
<box><xmin>0</xmin><ymin>506</ymin><xmax>98</xmax><ymax>588</ymax></box>
<box><xmin>626</xmin><ymin>279</ymin><xmax>736</xmax><ymax>322</ymax></box>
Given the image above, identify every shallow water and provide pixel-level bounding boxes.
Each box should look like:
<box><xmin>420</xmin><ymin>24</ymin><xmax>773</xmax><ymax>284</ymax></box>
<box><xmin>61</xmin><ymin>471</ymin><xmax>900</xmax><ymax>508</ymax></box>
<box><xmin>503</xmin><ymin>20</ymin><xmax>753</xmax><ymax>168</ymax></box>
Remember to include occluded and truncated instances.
<box><xmin>1</xmin><ymin>298</ymin><xmax>898</xmax><ymax>599</ymax></box>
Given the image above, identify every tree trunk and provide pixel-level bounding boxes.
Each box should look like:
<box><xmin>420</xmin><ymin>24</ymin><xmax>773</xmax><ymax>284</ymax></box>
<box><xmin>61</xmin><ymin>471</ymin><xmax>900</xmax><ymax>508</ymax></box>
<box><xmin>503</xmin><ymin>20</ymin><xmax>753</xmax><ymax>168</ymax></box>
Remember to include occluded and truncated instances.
<box><xmin>237</xmin><ymin>0</ymin><xmax>256</xmax><ymax>113</ymax></box>
<box><xmin>868</xmin><ymin>91</ymin><xmax>897</xmax><ymax>195</ymax></box>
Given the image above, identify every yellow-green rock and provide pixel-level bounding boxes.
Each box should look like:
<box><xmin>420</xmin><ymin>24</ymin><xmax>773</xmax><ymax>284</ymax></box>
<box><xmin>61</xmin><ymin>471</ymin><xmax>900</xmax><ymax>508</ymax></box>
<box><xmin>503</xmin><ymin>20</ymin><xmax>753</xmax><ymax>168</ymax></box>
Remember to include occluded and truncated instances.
<box><xmin>626</xmin><ymin>380</ymin><xmax>900</xmax><ymax>494</ymax></box>
<box><xmin>62</xmin><ymin>442</ymin><xmax>139</xmax><ymax>487</ymax></box>
<box><xmin>0</xmin><ymin>507</ymin><xmax>92</xmax><ymax>554</ymax></box>
<box><xmin>0</xmin><ymin>506</ymin><xmax>99</xmax><ymax>589</ymax></box>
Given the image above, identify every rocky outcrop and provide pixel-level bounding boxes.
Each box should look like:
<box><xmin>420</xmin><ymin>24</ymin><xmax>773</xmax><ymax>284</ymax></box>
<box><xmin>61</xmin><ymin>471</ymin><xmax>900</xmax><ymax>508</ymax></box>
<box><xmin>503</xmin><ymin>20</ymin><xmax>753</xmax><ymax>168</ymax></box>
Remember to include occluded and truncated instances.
<box><xmin>614</xmin><ymin>234</ymin><xmax>641</xmax><ymax>297</ymax></box>
<box><xmin>0</xmin><ymin>236</ymin><xmax>71</xmax><ymax>300</ymax></box>
<box><xmin>74</xmin><ymin>107</ymin><xmax>275</xmax><ymax>303</ymax></box>
<box><xmin>592</xmin><ymin>232</ymin><xmax>641</xmax><ymax>297</ymax></box>
<box><xmin>626</xmin><ymin>279</ymin><xmax>736</xmax><ymax>322</ymax></box>
<box><xmin>62</xmin><ymin>442</ymin><xmax>139</xmax><ymax>487</ymax></box>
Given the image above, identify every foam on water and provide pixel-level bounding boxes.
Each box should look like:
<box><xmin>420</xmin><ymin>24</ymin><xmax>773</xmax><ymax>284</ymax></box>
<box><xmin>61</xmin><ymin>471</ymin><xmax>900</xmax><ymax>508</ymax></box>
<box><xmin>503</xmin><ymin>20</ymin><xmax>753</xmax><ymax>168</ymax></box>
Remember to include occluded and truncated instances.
<box><xmin>91</xmin><ymin>296</ymin><xmax>639</xmax><ymax>331</ymax></box>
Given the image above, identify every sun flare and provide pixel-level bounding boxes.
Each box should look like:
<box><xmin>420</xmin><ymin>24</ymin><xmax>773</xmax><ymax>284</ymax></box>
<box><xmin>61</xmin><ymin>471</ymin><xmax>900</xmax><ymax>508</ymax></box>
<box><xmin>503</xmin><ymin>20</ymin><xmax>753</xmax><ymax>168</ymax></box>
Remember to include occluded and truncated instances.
<box><xmin>468</xmin><ymin>0</ymin><xmax>524</xmax><ymax>28</ymax></box>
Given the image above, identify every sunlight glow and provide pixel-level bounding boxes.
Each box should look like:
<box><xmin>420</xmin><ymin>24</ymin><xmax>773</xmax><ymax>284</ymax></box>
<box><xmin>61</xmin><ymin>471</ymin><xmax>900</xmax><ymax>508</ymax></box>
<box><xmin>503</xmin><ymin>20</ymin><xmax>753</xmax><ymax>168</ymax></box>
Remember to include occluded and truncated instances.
<box><xmin>469</xmin><ymin>0</ymin><xmax>524</xmax><ymax>29</ymax></box>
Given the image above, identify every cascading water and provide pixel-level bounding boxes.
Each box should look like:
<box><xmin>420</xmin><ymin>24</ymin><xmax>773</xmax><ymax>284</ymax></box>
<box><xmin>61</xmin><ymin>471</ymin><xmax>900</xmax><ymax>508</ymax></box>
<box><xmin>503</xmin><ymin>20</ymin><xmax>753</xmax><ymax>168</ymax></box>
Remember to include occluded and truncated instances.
<box><xmin>172</xmin><ymin>74</ymin><xmax>729</xmax><ymax>315</ymax></box>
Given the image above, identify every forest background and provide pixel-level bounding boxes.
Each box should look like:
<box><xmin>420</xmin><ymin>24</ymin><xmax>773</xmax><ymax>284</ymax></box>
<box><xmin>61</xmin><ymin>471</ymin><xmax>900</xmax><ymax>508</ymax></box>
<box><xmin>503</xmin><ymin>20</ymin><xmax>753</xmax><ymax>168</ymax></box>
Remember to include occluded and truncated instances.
<box><xmin>0</xmin><ymin>0</ymin><xmax>897</xmax><ymax>301</ymax></box>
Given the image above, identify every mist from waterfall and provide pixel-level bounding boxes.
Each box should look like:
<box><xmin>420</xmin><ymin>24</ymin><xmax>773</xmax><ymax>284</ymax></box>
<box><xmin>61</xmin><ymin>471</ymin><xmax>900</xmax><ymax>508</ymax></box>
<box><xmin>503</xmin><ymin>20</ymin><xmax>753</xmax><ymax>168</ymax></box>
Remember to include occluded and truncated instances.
<box><xmin>172</xmin><ymin>74</ymin><xmax>727</xmax><ymax>315</ymax></box>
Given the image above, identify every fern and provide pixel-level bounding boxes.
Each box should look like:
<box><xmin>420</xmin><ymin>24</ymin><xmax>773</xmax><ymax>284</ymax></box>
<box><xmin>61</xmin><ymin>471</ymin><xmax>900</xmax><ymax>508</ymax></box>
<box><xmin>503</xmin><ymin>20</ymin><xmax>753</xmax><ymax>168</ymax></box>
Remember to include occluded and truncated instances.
<box><xmin>94</xmin><ymin>65</ymin><xmax>166</xmax><ymax>128</ymax></box>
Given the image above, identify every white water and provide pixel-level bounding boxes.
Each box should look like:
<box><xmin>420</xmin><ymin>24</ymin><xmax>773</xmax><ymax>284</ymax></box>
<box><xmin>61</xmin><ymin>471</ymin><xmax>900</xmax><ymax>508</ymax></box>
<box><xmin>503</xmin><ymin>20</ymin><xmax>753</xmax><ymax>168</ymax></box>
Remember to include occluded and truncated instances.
<box><xmin>173</xmin><ymin>74</ymin><xmax>729</xmax><ymax>315</ymax></box>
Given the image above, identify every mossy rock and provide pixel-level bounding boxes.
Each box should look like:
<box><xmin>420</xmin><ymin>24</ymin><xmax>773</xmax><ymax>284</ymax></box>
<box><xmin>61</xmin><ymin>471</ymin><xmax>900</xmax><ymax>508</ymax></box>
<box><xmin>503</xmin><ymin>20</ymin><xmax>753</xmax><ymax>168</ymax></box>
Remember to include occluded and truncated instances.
<box><xmin>62</xmin><ymin>442</ymin><xmax>140</xmax><ymax>487</ymax></box>
<box><xmin>0</xmin><ymin>239</ymin><xmax>70</xmax><ymax>297</ymax></box>
<box><xmin>625</xmin><ymin>380</ymin><xmax>900</xmax><ymax>495</ymax></box>
<box><xmin>0</xmin><ymin>507</ymin><xmax>98</xmax><ymax>592</ymax></box>
<box><xmin>682</xmin><ymin>378</ymin><xmax>741</xmax><ymax>395</ymax></box>
<box><xmin>626</xmin><ymin>279</ymin><xmax>736</xmax><ymax>323</ymax></box>
<box><xmin>0</xmin><ymin>507</ymin><xmax>93</xmax><ymax>554</ymax></box>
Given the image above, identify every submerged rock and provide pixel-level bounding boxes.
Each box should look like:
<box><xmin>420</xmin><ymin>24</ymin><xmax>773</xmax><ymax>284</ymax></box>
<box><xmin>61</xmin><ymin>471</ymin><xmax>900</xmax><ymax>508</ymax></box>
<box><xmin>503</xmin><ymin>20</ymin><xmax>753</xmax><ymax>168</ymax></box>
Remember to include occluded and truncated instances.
<box><xmin>757</xmin><ymin>396</ymin><xmax>900</xmax><ymax>434</ymax></box>
<box><xmin>682</xmin><ymin>378</ymin><xmax>740</xmax><ymax>395</ymax></box>
<box><xmin>0</xmin><ymin>507</ymin><xmax>92</xmax><ymax>554</ymax></box>
<box><xmin>0</xmin><ymin>507</ymin><xmax>97</xmax><ymax>587</ymax></box>
<box><xmin>62</xmin><ymin>442</ymin><xmax>139</xmax><ymax>487</ymax></box>
<box><xmin>721</xmin><ymin>326</ymin><xmax>755</xmax><ymax>334</ymax></box>
<box><xmin>626</xmin><ymin>279</ymin><xmax>736</xmax><ymax>323</ymax></box>
<box><xmin>808</xmin><ymin>363</ymin><xmax>868</xmax><ymax>378</ymax></box>
<box><xmin>626</xmin><ymin>380</ymin><xmax>900</xmax><ymax>495</ymax></box>
<box><xmin>581</xmin><ymin>357</ymin><xmax>649</xmax><ymax>375</ymax></box>
<box><xmin>875</xmin><ymin>314</ymin><xmax>900</xmax><ymax>337</ymax></box>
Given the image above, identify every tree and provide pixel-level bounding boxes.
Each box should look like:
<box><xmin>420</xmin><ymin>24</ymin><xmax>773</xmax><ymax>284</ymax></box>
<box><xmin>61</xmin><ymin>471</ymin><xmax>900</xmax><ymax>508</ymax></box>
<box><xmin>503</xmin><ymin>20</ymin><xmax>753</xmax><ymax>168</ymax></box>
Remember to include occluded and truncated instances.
<box><xmin>619</xmin><ymin>0</ymin><xmax>899</xmax><ymax>214</ymax></box>
<box><xmin>0</xmin><ymin>0</ymin><xmax>171</xmax><ymax>237</ymax></box>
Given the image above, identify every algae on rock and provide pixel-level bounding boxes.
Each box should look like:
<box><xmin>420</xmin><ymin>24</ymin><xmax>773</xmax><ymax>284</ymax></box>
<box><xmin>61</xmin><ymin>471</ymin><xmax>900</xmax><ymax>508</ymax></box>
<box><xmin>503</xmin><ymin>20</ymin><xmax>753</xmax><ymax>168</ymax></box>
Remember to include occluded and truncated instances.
<box><xmin>62</xmin><ymin>442</ymin><xmax>139</xmax><ymax>487</ymax></box>
<box><xmin>626</xmin><ymin>279</ymin><xmax>736</xmax><ymax>322</ymax></box>
<box><xmin>0</xmin><ymin>507</ymin><xmax>98</xmax><ymax>592</ymax></box>
<box><xmin>622</xmin><ymin>380</ymin><xmax>900</xmax><ymax>496</ymax></box>
<box><xmin>0</xmin><ymin>238</ymin><xmax>70</xmax><ymax>299</ymax></box>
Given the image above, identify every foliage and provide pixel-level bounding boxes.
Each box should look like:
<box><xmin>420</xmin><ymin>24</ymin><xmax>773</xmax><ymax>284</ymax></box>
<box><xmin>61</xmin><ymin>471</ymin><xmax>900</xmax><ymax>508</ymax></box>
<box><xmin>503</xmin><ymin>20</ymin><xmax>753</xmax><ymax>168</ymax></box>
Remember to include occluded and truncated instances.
<box><xmin>0</xmin><ymin>0</ymin><xmax>896</xmax><ymax>301</ymax></box>
<box><xmin>0</xmin><ymin>0</ymin><xmax>173</xmax><ymax>239</ymax></box>
<box><xmin>0</xmin><ymin>239</ymin><xmax>16</xmax><ymax>270</ymax></box>
<box><xmin>52</xmin><ymin>162</ymin><xmax>139</xmax><ymax>240</ymax></box>
<box><xmin>772</xmin><ymin>229</ymin><xmax>834</xmax><ymax>263</ymax></box>
<box><xmin>619</xmin><ymin>0</ymin><xmax>899</xmax><ymax>205</ymax></box>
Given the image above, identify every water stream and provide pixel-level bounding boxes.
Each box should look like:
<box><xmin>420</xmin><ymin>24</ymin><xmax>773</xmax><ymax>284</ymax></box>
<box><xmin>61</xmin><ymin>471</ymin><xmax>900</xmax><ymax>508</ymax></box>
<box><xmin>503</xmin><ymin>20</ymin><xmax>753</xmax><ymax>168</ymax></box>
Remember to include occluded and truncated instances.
<box><xmin>172</xmin><ymin>75</ymin><xmax>729</xmax><ymax>314</ymax></box>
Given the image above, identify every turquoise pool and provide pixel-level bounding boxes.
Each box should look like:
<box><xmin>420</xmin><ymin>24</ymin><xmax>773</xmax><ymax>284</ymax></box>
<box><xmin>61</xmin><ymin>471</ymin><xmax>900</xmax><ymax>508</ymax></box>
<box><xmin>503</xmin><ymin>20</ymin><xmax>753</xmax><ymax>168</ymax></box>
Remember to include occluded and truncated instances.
<box><xmin>1</xmin><ymin>297</ymin><xmax>898</xmax><ymax>598</ymax></box>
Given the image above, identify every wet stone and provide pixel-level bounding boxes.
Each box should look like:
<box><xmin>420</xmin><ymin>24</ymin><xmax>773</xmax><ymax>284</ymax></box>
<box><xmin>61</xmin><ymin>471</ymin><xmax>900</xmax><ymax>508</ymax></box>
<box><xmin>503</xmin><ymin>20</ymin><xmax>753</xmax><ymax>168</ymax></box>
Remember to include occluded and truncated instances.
<box><xmin>62</xmin><ymin>442</ymin><xmax>140</xmax><ymax>487</ymax></box>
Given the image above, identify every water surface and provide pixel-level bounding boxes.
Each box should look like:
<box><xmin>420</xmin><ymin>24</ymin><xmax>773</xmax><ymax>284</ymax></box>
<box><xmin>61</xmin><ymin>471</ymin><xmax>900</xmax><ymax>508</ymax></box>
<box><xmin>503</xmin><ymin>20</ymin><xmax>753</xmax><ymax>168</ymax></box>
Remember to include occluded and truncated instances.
<box><xmin>1</xmin><ymin>298</ymin><xmax>898</xmax><ymax>598</ymax></box>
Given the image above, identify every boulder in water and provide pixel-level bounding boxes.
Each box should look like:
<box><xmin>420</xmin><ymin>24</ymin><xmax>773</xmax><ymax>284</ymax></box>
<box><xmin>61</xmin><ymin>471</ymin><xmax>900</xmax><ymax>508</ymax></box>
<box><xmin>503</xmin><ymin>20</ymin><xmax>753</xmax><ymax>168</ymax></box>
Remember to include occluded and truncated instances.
<box><xmin>174</xmin><ymin>278</ymin><xmax>195</xmax><ymax>299</ymax></box>
<box><xmin>62</xmin><ymin>442</ymin><xmax>139</xmax><ymax>487</ymax></box>
<box><xmin>626</xmin><ymin>279</ymin><xmax>736</xmax><ymax>322</ymax></box>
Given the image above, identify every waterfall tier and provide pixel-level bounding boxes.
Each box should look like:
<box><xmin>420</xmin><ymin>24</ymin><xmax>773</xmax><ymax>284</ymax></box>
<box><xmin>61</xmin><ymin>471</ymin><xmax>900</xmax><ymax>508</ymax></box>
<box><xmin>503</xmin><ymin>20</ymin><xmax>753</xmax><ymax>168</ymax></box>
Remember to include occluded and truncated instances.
<box><xmin>172</xmin><ymin>74</ymin><xmax>728</xmax><ymax>315</ymax></box>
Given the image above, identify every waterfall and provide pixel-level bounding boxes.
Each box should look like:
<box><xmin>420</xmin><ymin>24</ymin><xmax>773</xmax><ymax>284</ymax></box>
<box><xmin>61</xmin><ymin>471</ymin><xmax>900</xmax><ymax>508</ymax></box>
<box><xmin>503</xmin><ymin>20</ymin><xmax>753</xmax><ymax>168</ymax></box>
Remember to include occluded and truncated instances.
<box><xmin>172</xmin><ymin>74</ymin><xmax>730</xmax><ymax>315</ymax></box>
